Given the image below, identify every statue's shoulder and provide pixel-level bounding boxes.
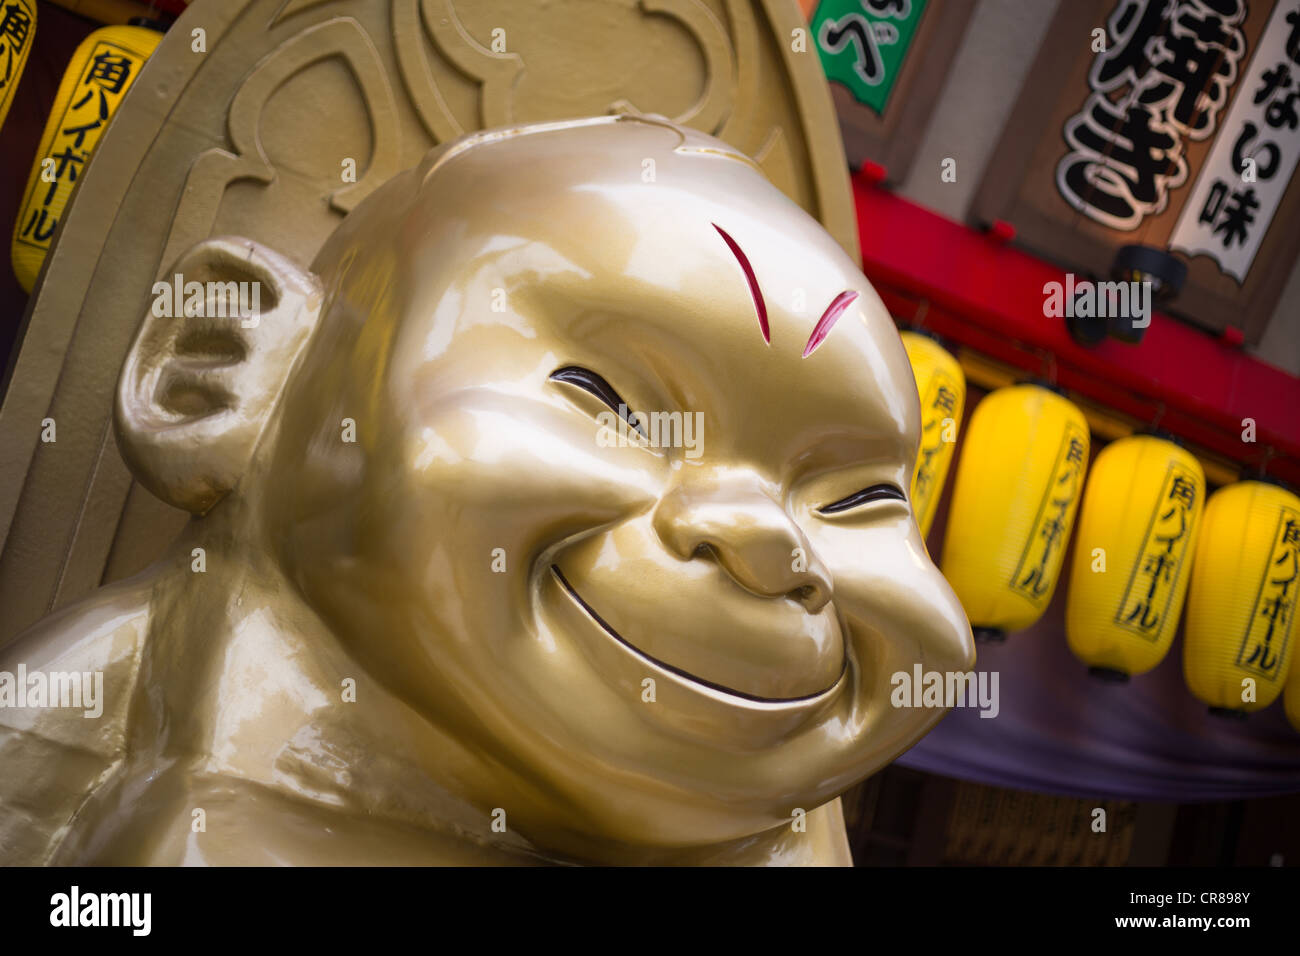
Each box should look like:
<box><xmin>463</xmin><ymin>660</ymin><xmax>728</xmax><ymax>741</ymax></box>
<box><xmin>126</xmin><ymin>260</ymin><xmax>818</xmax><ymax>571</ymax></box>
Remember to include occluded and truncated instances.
<box><xmin>0</xmin><ymin>578</ymin><xmax>153</xmax><ymax>864</ymax></box>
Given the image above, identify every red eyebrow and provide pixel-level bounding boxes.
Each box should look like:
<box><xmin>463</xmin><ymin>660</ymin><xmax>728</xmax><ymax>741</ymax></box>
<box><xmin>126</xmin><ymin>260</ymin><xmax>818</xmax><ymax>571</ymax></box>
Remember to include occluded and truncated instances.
<box><xmin>712</xmin><ymin>224</ymin><xmax>769</xmax><ymax>344</ymax></box>
<box><xmin>803</xmin><ymin>291</ymin><xmax>859</xmax><ymax>358</ymax></box>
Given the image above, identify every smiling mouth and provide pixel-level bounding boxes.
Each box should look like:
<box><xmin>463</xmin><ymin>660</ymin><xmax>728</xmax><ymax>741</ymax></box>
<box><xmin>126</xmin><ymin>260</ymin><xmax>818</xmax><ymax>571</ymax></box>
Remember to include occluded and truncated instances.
<box><xmin>550</xmin><ymin>564</ymin><xmax>844</xmax><ymax>704</ymax></box>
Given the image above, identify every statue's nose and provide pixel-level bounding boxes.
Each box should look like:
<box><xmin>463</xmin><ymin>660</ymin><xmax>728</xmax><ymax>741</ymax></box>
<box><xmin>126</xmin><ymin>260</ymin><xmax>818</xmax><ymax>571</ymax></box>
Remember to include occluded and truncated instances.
<box><xmin>652</xmin><ymin>472</ymin><xmax>832</xmax><ymax>613</ymax></box>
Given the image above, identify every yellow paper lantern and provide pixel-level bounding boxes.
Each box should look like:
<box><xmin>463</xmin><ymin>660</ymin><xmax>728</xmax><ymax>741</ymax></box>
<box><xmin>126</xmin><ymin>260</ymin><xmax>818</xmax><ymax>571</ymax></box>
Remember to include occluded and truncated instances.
<box><xmin>940</xmin><ymin>384</ymin><xmax>1089</xmax><ymax>641</ymax></box>
<box><xmin>1285</xmin><ymin>650</ymin><xmax>1300</xmax><ymax>734</ymax></box>
<box><xmin>900</xmin><ymin>331</ymin><xmax>966</xmax><ymax>538</ymax></box>
<box><xmin>11</xmin><ymin>22</ymin><xmax>162</xmax><ymax>292</ymax></box>
<box><xmin>1183</xmin><ymin>480</ymin><xmax>1300</xmax><ymax>716</ymax></box>
<box><xmin>0</xmin><ymin>0</ymin><xmax>37</xmax><ymax>135</ymax></box>
<box><xmin>1065</xmin><ymin>434</ymin><xmax>1204</xmax><ymax>680</ymax></box>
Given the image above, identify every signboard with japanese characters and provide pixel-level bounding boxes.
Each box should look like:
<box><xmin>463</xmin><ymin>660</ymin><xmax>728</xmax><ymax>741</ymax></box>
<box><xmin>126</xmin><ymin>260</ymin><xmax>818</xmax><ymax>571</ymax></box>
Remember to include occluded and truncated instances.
<box><xmin>973</xmin><ymin>0</ymin><xmax>1300</xmax><ymax>344</ymax></box>
<box><xmin>1169</xmin><ymin>2</ymin><xmax>1300</xmax><ymax>280</ymax></box>
<box><xmin>812</xmin><ymin>0</ymin><xmax>929</xmax><ymax>114</ymax></box>
<box><xmin>801</xmin><ymin>0</ymin><xmax>975</xmax><ymax>182</ymax></box>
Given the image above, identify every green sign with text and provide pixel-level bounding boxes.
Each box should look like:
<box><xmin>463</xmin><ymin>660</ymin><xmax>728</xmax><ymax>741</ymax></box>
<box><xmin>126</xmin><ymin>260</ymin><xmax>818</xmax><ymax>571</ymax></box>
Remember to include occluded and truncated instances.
<box><xmin>812</xmin><ymin>0</ymin><xmax>927</xmax><ymax>114</ymax></box>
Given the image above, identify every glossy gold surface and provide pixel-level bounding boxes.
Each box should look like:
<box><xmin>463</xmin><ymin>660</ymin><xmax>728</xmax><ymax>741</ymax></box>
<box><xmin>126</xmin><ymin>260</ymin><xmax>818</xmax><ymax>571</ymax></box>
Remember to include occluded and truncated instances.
<box><xmin>0</xmin><ymin>116</ymin><xmax>973</xmax><ymax>865</ymax></box>
<box><xmin>0</xmin><ymin>0</ymin><xmax>860</xmax><ymax>638</ymax></box>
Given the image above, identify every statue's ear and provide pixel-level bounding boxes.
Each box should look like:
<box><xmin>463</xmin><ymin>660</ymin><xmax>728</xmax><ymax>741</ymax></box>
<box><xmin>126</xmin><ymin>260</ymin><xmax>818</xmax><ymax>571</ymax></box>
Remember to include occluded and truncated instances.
<box><xmin>115</xmin><ymin>236</ymin><xmax>323</xmax><ymax>515</ymax></box>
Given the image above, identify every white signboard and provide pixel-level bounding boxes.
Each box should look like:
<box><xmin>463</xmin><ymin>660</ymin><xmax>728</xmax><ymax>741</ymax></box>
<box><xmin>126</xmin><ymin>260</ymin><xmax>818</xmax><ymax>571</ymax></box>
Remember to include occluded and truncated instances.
<box><xmin>1169</xmin><ymin>2</ymin><xmax>1300</xmax><ymax>282</ymax></box>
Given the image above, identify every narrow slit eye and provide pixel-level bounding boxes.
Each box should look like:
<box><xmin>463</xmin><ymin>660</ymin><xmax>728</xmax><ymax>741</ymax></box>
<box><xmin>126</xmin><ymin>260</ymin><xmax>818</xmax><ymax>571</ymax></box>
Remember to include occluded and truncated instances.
<box><xmin>550</xmin><ymin>366</ymin><xmax>647</xmax><ymax>438</ymax></box>
<box><xmin>818</xmin><ymin>483</ymin><xmax>906</xmax><ymax>515</ymax></box>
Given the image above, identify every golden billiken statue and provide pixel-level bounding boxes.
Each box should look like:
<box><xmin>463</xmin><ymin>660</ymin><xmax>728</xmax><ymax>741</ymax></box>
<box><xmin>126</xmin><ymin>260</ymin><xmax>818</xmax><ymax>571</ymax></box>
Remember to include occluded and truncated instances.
<box><xmin>0</xmin><ymin>117</ymin><xmax>972</xmax><ymax>865</ymax></box>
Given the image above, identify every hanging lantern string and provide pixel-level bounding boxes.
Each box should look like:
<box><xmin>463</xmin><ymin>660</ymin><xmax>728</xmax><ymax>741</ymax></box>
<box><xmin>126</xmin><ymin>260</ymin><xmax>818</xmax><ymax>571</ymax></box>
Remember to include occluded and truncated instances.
<box><xmin>1259</xmin><ymin>446</ymin><xmax>1275</xmax><ymax>480</ymax></box>
<box><xmin>1036</xmin><ymin>348</ymin><xmax>1057</xmax><ymax>387</ymax></box>
<box><xmin>1149</xmin><ymin>401</ymin><xmax>1166</xmax><ymax>434</ymax></box>
<box><xmin>911</xmin><ymin>297</ymin><xmax>929</xmax><ymax>332</ymax></box>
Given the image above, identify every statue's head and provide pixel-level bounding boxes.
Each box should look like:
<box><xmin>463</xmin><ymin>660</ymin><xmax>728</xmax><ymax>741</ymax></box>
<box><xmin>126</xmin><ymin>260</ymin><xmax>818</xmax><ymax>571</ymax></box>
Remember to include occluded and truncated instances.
<box><xmin>114</xmin><ymin>116</ymin><xmax>972</xmax><ymax>851</ymax></box>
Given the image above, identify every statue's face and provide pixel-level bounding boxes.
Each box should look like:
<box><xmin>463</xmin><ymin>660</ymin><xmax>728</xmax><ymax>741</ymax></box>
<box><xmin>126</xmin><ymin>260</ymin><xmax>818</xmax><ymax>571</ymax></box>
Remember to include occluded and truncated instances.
<box><xmin>265</xmin><ymin>125</ymin><xmax>973</xmax><ymax>848</ymax></box>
